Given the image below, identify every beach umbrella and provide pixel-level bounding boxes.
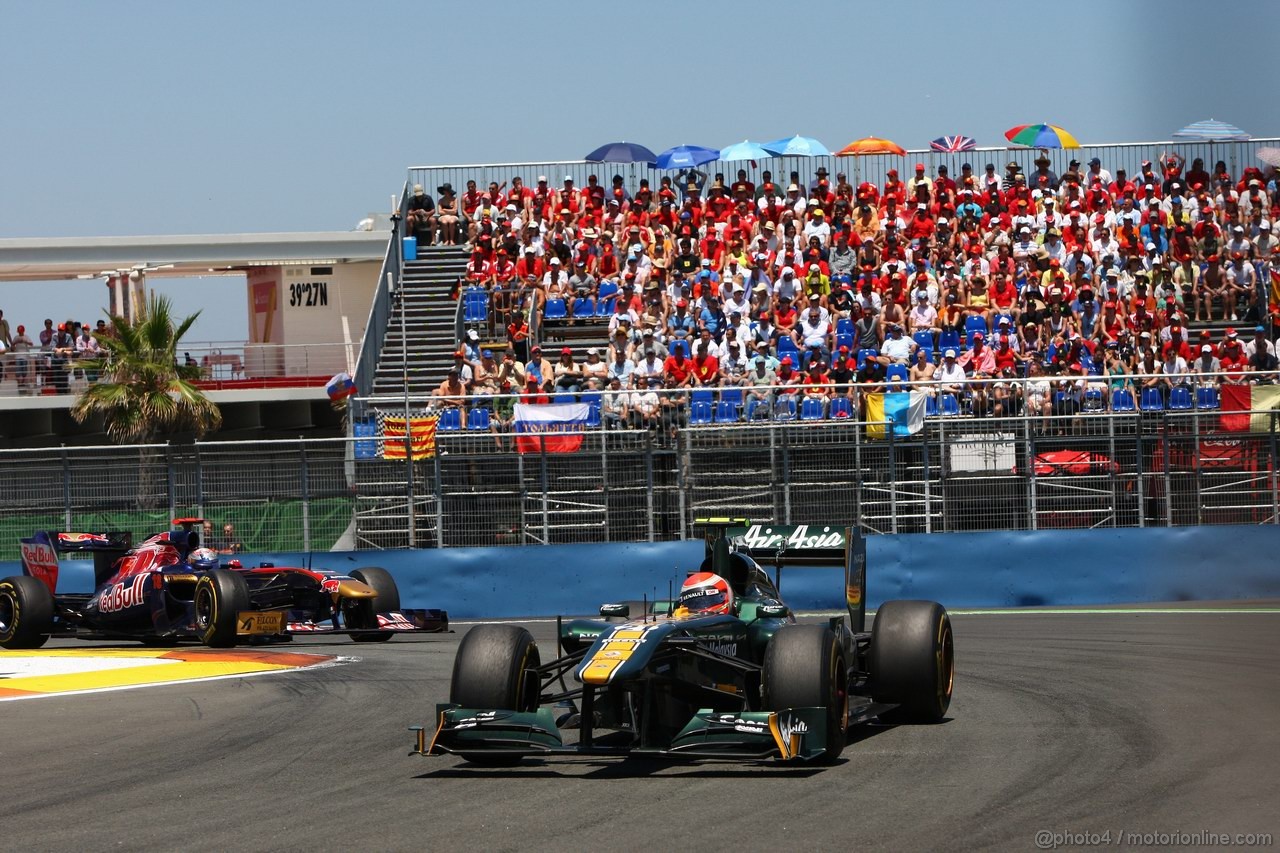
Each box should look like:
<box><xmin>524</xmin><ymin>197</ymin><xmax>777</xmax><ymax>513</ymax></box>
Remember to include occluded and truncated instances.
<box><xmin>930</xmin><ymin>135</ymin><xmax>978</xmax><ymax>153</ymax></box>
<box><xmin>719</xmin><ymin>140</ymin><xmax>774</xmax><ymax>161</ymax></box>
<box><xmin>762</xmin><ymin>135</ymin><xmax>831</xmax><ymax>157</ymax></box>
<box><xmin>836</xmin><ymin>137</ymin><xmax>907</xmax><ymax>156</ymax></box>
<box><xmin>652</xmin><ymin>144</ymin><xmax>721</xmax><ymax>170</ymax></box>
<box><xmin>584</xmin><ymin>141</ymin><xmax>658</xmax><ymax>163</ymax></box>
<box><xmin>1004</xmin><ymin>123</ymin><xmax>1081</xmax><ymax>149</ymax></box>
<box><xmin>1172</xmin><ymin>119</ymin><xmax>1250</xmax><ymax>141</ymax></box>
<box><xmin>1257</xmin><ymin>148</ymin><xmax>1280</xmax><ymax>169</ymax></box>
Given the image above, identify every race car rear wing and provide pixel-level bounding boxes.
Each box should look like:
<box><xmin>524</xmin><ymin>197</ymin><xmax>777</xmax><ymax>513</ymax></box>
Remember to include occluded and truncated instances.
<box><xmin>20</xmin><ymin>531</ymin><xmax>134</xmax><ymax>594</ymax></box>
<box><xmin>696</xmin><ymin>519</ymin><xmax>867</xmax><ymax>633</ymax></box>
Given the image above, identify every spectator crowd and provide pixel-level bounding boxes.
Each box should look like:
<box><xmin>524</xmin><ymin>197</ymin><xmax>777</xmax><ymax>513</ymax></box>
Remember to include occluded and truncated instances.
<box><xmin>0</xmin><ymin>312</ymin><xmax>111</xmax><ymax>395</ymax></box>
<box><xmin>410</xmin><ymin>151</ymin><xmax>1280</xmax><ymax>430</ymax></box>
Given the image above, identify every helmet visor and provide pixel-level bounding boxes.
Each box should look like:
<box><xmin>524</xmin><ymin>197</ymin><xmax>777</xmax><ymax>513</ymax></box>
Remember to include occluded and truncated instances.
<box><xmin>679</xmin><ymin>586</ymin><xmax>728</xmax><ymax>613</ymax></box>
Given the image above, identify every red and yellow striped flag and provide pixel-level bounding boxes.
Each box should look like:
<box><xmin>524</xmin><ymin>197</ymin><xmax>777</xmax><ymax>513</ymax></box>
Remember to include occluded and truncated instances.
<box><xmin>379</xmin><ymin>414</ymin><xmax>439</xmax><ymax>460</ymax></box>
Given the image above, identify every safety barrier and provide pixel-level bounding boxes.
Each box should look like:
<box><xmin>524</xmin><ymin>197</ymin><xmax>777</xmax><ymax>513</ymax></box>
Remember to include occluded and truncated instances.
<box><xmin>9</xmin><ymin>524</ymin><xmax>1273</xmax><ymax>617</ymax></box>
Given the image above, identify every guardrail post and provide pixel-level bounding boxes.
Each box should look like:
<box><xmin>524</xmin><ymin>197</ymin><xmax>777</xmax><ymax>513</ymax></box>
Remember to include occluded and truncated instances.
<box><xmin>781</xmin><ymin>425</ymin><xmax>792</xmax><ymax>525</ymax></box>
<box><xmin>676</xmin><ymin>430</ymin><xmax>688</xmax><ymax>540</ymax></box>
<box><xmin>600</xmin><ymin>430</ymin><xmax>610</xmax><ymax>542</ymax></box>
<box><xmin>61</xmin><ymin>444</ymin><xmax>72</xmax><ymax>530</ymax></box>
<box><xmin>539</xmin><ymin>434</ymin><xmax>550</xmax><ymax>544</ymax></box>
<box><xmin>1026</xmin><ymin>416</ymin><xmax>1038</xmax><ymax>531</ymax></box>
<box><xmin>166</xmin><ymin>442</ymin><xmax>176</xmax><ymax>523</ymax></box>
<box><xmin>517</xmin><ymin>452</ymin><xmax>528</xmax><ymax>544</ymax></box>
<box><xmin>195</xmin><ymin>442</ymin><xmax>205</xmax><ymax>520</ymax></box>
<box><xmin>1135</xmin><ymin>425</ymin><xmax>1146</xmax><ymax>528</ymax></box>
<box><xmin>1162</xmin><ymin>417</ymin><xmax>1174</xmax><ymax>528</ymax></box>
<box><xmin>1191</xmin><ymin>412</ymin><xmax>1203</xmax><ymax>526</ymax></box>
<box><xmin>888</xmin><ymin>425</ymin><xmax>898</xmax><ymax>534</ymax></box>
<box><xmin>1271</xmin><ymin>411</ymin><xmax>1279</xmax><ymax>524</ymax></box>
<box><xmin>299</xmin><ymin>438</ymin><xmax>311</xmax><ymax>551</ymax></box>
<box><xmin>433</xmin><ymin>452</ymin><xmax>444</xmax><ymax>547</ymax></box>
<box><xmin>1107</xmin><ymin>411</ymin><xmax>1118</xmax><ymax>527</ymax></box>
<box><xmin>922</xmin><ymin>428</ymin><xmax>933</xmax><ymax>534</ymax></box>
<box><xmin>644</xmin><ymin>438</ymin><xmax>655</xmax><ymax>543</ymax></box>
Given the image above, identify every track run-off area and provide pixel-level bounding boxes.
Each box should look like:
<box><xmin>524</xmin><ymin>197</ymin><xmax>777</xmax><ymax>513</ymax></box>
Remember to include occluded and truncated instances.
<box><xmin>2</xmin><ymin>603</ymin><xmax>1277</xmax><ymax>852</ymax></box>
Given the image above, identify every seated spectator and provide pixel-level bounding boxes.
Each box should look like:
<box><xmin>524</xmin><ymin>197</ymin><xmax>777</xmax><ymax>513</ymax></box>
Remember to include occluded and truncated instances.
<box><xmin>957</xmin><ymin>333</ymin><xmax>996</xmax><ymax>414</ymax></box>
<box><xmin>1023</xmin><ymin>360</ymin><xmax>1053</xmax><ymax>426</ymax></box>
<box><xmin>432</xmin><ymin>368</ymin><xmax>467</xmax><ymax>406</ymax></box>
<box><xmin>689</xmin><ymin>342</ymin><xmax>720</xmax><ymax>387</ymax></box>
<box><xmin>659</xmin><ymin>373</ymin><xmax>688</xmax><ymax>435</ymax></box>
<box><xmin>936</xmin><ymin>349</ymin><xmax>967</xmax><ymax>397</ymax></box>
<box><xmin>552</xmin><ymin>347</ymin><xmax>582</xmax><ymax>395</ymax></box>
<box><xmin>525</xmin><ymin>344</ymin><xmax>553</xmax><ymax>387</ymax></box>
<box><xmin>405</xmin><ymin>184</ymin><xmax>435</xmax><ymax>242</ymax></box>
<box><xmin>720</xmin><ymin>341</ymin><xmax>750</xmax><ymax>386</ymax></box>
<box><xmin>908</xmin><ymin>290</ymin><xmax>940</xmax><ymax>336</ymax></box>
<box><xmin>773</xmin><ymin>357</ymin><xmax>801</xmax><ymax>417</ymax></box>
<box><xmin>876</xmin><ymin>323</ymin><xmax>915</xmax><ymax>366</ymax></box>
<box><xmin>581</xmin><ymin>347</ymin><xmax>608</xmax><ymax>386</ymax></box>
<box><xmin>663</xmin><ymin>345</ymin><xmax>693</xmax><ymax>386</ymax></box>
<box><xmin>435</xmin><ymin>184</ymin><xmax>461</xmax><ymax>245</ymax></box>
<box><xmin>629</xmin><ymin>375</ymin><xmax>662</xmax><ymax>430</ymax></box>
<box><xmin>601</xmin><ymin>377</ymin><xmax>629</xmax><ymax>429</ymax></box>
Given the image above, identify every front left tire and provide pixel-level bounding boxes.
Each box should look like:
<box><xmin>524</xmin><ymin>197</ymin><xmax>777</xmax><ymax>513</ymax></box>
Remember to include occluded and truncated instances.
<box><xmin>193</xmin><ymin>570</ymin><xmax>251</xmax><ymax>648</ymax></box>
<box><xmin>347</xmin><ymin>567</ymin><xmax>399</xmax><ymax>642</ymax></box>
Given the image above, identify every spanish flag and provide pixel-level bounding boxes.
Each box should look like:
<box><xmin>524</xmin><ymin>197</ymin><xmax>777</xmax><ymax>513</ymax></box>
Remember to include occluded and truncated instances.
<box><xmin>1219</xmin><ymin>384</ymin><xmax>1280</xmax><ymax>432</ymax></box>
<box><xmin>379</xmin><ymin>413</ymin><xmax>439</xmax><ymax>460</ymax></box>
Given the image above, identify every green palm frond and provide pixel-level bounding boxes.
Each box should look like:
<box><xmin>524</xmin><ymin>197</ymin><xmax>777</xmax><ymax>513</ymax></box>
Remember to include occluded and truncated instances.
<box><xmin>71</xmin><ymin>294</ymin><xmax>221</xmax><ymax>443</ymax></box>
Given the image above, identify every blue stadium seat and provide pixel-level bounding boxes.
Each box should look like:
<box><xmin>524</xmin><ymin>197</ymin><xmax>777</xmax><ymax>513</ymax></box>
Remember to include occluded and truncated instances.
<box><xmin>572</xmin><ymin>299</ymin><xmax>595</xmax><ymax>318</ymax></box>
<box><xmin>773</xmin><ymin>397</ymin><xmax>797</xmax><ymax>421</ymax></box>
<box><xmin>1139</xmin><ymin>387</ymin><xmax>1164</xmax><ymax>411</ymax></box>
<box><xmin>925</xmin><ymin>393</ymin><xmax>939</xmax><ymax>417</ymax></box>
<box><xmin>463</xmin><ymin>288</ymin><xmax>489</xmax><ymax>323</ymax></box>
<box><xmin>835</xmin><ymin>333</ymin><xmax>854</xmax><ymax>353</ymax></box>
<box><xmin>830</xmin><ymin>397</ymin><xmax>853</xmax><ymax>419</ymax></box>
<box><xmin>913</xmin><ymin>330</ymin><xmax>934</xmax><ymax>351</ymax></box>
<box><xmin>777</xmin><ymin>337</ymin><xmax>800</xmax><ymax>363</ymax></box>
<box><xmin>857</xmin><ymin>348</ymin><xmax>878</xmax><ymax>369</ymax></box>
<box><xmin>585</xmin><ymin>400</ymin><xmax>601</xmax><ymax>428</ymax></box>
<box><xmin>1111</xmin><ymin>389</ymin><xmax>1135</xmax><ymax>412</ymax></box>
<box><xmin>554</xmin><ymin>392</ymin><xmax>576</xmax><ymax>404</ymax></box>
<box><xmin>438</xmin><ymin>407</ymin><xmax>463</xmax><ymax>431</ymax></box>
<box><xmin>835</xmin><ymin>318</ymin><xmax>854</xmax><ymax>337</ymax></box>
<box><xmin>964</xmin><ymin>315</ymin><xmax>987</xmax><ymax>337</ymax></box>
<box><xmin>918</xmin><ymin>344</ymin><xmax>935</xmax><ymax>364</ymax></box>
<box><xmin>938</xmin><ymin>330</ymin><xmax>961</xmax><ymax>352</ymax></box>
<box><xmin>467</xmin><ymin>408</ymin><xmax>491</xmax><ymax>430</ymax></box>
<box><xmin>939</xmin><ymin>393</ymin><xmax>960</xmax><ymax>416</ymax></box>
<box><xmin>720</xmin><ymin>387</ymin><xmax>744</xmax><ymax>408</ymax></box>
<box><xmin>597</xmin><ymin>281</ymin><xmax>619</xmax><ymax>300</ymax></box>
<box><xmin>745</xmin><ymin>397</ymin><xmax>768</xmax><ymax>421</ymax></box>
<box><xmin>543</xmin><ymin>299</ymin><xmax>568</xmax><ymax>321</ymax></box>
<box><xmin>689</xmin><ymin>400</ymin><xmax>713</xmax><ymax>425</ymax></box>
<box><xmin>1083</xmin><ymin>388</ymin><xmax>1104</xmax><ymax>411</ymax></box>
<box><xmin>886</xmin><ymin>364</ymin><xmax>909</xmax><ymax>383</ymax></box>
<box><xmin>1169</xmin><ymin>385</ymin><xmax>1193</xmax><ymax>410</ymax></box>
<box><xmin>800</xmin><ymin>397</ymin><xmax>825</xmax><ymax>420</ymax></box>
<box><xmin>669</xmin><ymin>339</ymin><xmax>690</xmax><ymax>358</ymax></box>
<box><xmin>714</xmin><ymin>400</ymin><xmax>740</xmax><ymax>424</ymax></box>
<box><xmin>595</xmin><ymin>297</ymin><xmax>616</xmax><ymax>317</ymax></box>
<box><xmin>1196</xmin><ymin>387</ymin><xmax>1220</xmax><ymax>409</ymax></box>
<box><xmin>690</xmin><ymin>388</ymin><xmax>715</xmax><ymax>407</ymax></box>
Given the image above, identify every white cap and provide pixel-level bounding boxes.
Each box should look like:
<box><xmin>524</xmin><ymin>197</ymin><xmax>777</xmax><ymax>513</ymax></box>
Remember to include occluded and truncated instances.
<box><xmin>938</xmin><ymin>217</ymin><xmax>949</xmax><ymax>226</ymax></box>
<box><xmin>781</xmin><ymin>266</ymin><xmax>794</xmax><ymax>277</ymax></box>
<box><xmin>549</xmin><ymin>256</ymin><xmax>561</xmax><ymax>264</ymax></box>
<box><xmin>537</xmin><ymin>175</ymin><xmax>548</xmax><ymax>182</ymax></box>
<box><xmin>701</xmin><ymin>258</ymin><xmax>712</xmax><ymax>266</ymax></box>
<box><xmin>587</xmin><ymin>347</ymin><xmax>599</xmax><ymax>355</ymax></box>
<box><xmin>1146</xmin><ymin>241</ymin><xmax>1157</xmax><ymax>250</ymax></box>
<box><xmin>1262</xmin><ymin>220</ymin><xmax>1272</xmax><ymax>230</ymax></box>
<box><xmin>564</xmin><ymin>175</ymin><xmax>574</xmax><ymax>182</ymax></box>
<box><xmin>944</xmin><ymin>348</ymin><xmax>957</xmax><ymax>358</ymax></box>
<box><xmin>466</xmin><ymin>329</ymin><xmax>479</xmax><ymax>341</ymax></box>
<box><xmin>1201</xmin><ymin>344</ymin><xmax>1212</xmax><ymax>353</ymax></box>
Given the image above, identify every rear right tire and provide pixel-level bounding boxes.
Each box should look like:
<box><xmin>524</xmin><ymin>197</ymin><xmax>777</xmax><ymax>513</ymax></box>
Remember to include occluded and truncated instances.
<box><xmin>0</xmin><ymin>575</ymin><xmax>54</xmax><ymax>650</ymax></box>
<box><xmin>869</xmin><ymin>599</ymin><xmax>954</xmax><ymax>723</ymax></box>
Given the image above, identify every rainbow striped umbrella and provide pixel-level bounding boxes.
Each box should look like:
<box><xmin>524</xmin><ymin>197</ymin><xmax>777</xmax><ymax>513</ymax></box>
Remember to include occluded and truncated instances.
<box><xmin>1004</xmin><ymin>123</ymin><xmax>1080</xmax><ymax>149</ymax></box>
<box><xmin>930</xmin><ymin>135</ymin><xmax>978</xmax><ymax>153</ymax></box>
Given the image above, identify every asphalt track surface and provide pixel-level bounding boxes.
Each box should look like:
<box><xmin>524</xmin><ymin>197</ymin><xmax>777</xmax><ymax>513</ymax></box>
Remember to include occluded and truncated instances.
<box><xmin>4</xmin><ymin>604</ymin><xmax>1278</xmax><ymax>852</ymax></box>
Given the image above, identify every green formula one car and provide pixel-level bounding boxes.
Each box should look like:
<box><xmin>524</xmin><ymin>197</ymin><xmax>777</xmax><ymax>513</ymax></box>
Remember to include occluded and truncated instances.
<box><xmin>413</xmin><ymin>519</ymin><xmax>954</xmax><ymax>765</ymax></box>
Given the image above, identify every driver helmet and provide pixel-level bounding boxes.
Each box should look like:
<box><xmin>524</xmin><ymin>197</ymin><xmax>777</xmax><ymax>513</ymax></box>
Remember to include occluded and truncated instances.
<box><xmin>678</xmin><ymin>572</ymin><xmax>733</xmax><ymax>616</ymax></box>
<box><xmin>189</xmin><ymin>547</ymin><xmax>219</xmax><ymax>571</ymax></box>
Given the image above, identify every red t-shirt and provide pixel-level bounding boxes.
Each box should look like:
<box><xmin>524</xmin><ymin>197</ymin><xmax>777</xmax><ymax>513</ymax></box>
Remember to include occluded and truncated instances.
<box><xmin>690</xmin><ymin>355</ymin><xmax>720</xmax><ymax>384</ymax></box>
<box><xmin>663</xmin><ymin>356</ymin><xmax>692</xmax><ymax>383</ymax></box>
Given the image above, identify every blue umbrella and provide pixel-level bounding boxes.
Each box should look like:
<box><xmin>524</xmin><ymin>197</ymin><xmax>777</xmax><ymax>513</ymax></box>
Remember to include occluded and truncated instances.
<box><xmin>761</xmin><ymin>135</ymin><xmax>831</xmax><ymax>157</ymax></box>
<box><xmin>584</xmin><ymin>141</ymin><xmax>658</xmax><ymax>163</ymax></box>
<box><xmin>652</xmin><ymin>144</ymin><xmax>720</xmax><ymax>170</ymax></box>
<box><xmin>1172</xmin><ymin>119</ymin><xmax>1250</xmax><ymax>141</ymax></box>
<box><xmin>719</xmin><ymin>140</ymin><xmax>773</xmax><ymax>161</ymax></box>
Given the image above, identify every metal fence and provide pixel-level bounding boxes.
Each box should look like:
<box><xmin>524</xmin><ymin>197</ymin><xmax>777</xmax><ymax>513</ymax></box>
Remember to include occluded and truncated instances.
<box><xmin>406</xmin><ymin>137</ymin><xmax>1279</xmax><ymax>217</ymax></box>
<box><xmin>1</xmin><ymin>408</ymin><xmax>1276</xmax><ymax>561</ymax></box>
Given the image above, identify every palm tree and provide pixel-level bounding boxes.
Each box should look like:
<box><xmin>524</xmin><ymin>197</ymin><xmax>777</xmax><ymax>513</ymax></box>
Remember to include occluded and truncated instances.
<box><xmin>72</xmin><ymin>294</ymin><xmax>222</xmax><ymax>442</ymax></box>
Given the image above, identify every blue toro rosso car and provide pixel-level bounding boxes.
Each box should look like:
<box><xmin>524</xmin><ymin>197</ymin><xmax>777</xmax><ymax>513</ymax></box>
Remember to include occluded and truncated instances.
<box><xmin>414</xmin><ymin>519</ymin><xmax>953</xmax><ymax>766</ymax></box>
<box><xmin>0</xmin><ymin>519</ymin><xmax>447</xmax><ymax>649</ymax></box>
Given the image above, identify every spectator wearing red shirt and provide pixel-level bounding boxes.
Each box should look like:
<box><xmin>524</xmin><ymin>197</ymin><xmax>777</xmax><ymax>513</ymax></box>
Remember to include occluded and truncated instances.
<box><xmin>688</xmin><ymin>345</ymin><xmax>720</xmax><ymax>387</ymax></box>
<box><xmin>1219</xmin><ymin>334</ymin><xmax>1249</xmax><ymax>382</ymax></box>
<box><xmin>663</xmin><ymin>348</ymin><xmax>693</xmax><ymax>386</ymax></box>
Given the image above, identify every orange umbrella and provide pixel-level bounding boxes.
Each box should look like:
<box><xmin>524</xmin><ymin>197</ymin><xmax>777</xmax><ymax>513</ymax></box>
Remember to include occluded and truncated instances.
<box><xmin>836</xmin><ymin>137</ymin><xmax>906</xmax><ymax>156</ymax></box>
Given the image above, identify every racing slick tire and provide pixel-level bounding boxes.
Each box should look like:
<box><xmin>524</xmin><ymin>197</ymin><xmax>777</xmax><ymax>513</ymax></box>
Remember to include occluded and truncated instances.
<box><xmin>450</xmin><ymin>624</ymin><xmax>541</xmax><ymax>765</ymax></box>
<box><xmin>194</xmin><ymin>570</ymin><xmax>251</xmax><ymax>648</ymax></box>
<box><xmin>763</xmin><ymin>624</ymin><xmax>847</xmax><ymax>764</ymax></box>
<box><xmin>869</xmin><ymin>599</ymin><xmax>954</xmax><ymax>724</ymax></box>
<box><xmin>0</xmin><ymin>575</ymin><xmax>55</xmax><ymax>650</ymax></box>
<box><xmin>348</xmin><ymin>567</ymin><xmax>399</xmax><ymax>642</ymax></box>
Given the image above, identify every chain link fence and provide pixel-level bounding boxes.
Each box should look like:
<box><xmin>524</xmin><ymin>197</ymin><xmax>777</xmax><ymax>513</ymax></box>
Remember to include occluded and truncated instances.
<box><xmin>0</xmin><ymin>410</ymin><xmax>1275</xmax><ymax>560</ymax></box>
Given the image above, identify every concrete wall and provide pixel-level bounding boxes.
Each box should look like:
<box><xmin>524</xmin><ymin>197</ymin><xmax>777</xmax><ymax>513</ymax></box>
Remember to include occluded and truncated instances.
<box><xmin>9</xmin><ymin>526</ymin><xmax>1277</xmax><ymax>619</ymax></box>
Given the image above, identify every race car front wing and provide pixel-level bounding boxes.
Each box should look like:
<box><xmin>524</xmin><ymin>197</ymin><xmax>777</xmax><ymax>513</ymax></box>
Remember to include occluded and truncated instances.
<box><xmin>413</xmin><ymin>704</ymin><xmax>837</xmax><ymax>762</ymax></box>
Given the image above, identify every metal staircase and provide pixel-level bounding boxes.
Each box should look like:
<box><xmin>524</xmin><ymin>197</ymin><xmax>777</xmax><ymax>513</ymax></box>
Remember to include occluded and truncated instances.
<box><xmin>371</xmin><ymin>247</ymin><xmax>470</xmax><ymax>397</ymax></box>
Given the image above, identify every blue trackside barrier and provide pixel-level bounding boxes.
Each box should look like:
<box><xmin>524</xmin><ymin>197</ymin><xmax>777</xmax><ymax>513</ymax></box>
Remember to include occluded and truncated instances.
<box><xmin>5</xmin><ymin>526</ymin><xmax>1276</xmax><ymax>618</ymax></box>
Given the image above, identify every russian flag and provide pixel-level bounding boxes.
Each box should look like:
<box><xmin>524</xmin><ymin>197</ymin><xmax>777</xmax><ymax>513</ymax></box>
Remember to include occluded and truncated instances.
<box><xmin>513</xmin><ymin>402</ymin><xmax>590</xmax><ymax>453</ymax></box>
